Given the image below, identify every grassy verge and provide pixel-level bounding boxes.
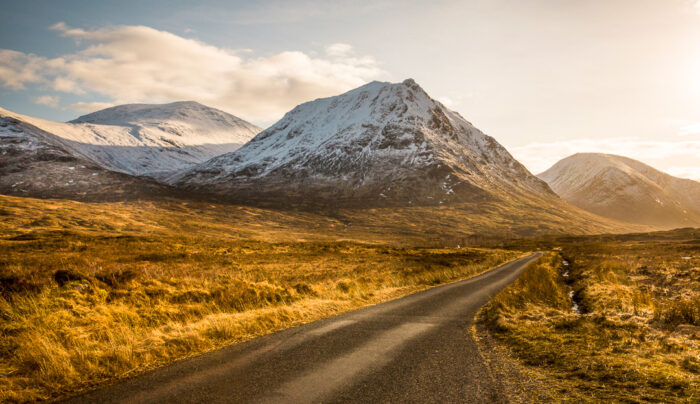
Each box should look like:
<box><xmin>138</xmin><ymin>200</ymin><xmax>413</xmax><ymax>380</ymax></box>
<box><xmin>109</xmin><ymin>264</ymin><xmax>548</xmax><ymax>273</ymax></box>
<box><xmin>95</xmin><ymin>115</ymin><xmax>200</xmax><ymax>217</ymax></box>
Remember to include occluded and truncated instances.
<box><xmin>479</xmin><ymin>229</ymin><xmax>700</xmax><ymax>402</ymax></box>
<box><xmin>0</xmin><ymin>227</ymin><xmax>519</xmax><ymax>402</ymax></box>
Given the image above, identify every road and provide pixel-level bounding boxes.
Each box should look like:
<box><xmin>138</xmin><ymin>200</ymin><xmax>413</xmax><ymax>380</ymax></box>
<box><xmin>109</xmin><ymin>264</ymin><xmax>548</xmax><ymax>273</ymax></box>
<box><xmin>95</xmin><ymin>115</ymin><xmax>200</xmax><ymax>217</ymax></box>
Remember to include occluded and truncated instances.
<box><xmin>63</xmin><ymin>252</ymin><xmax>541</xmax><ymax>404</ymax></box>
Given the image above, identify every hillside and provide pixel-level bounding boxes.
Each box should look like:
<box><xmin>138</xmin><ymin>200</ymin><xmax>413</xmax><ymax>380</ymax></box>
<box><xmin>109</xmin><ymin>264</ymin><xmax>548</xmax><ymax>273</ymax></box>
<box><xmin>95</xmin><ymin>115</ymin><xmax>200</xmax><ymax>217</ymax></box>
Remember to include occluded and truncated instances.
<box><xmin>538</xmin><ymin>153</ymin><xmax>700</xmax><ymax>228</ymax></box>
<box><xmin>0</xmin><ymin>115</ymin><xmax>172</xmax><ymax>201</ymax></box>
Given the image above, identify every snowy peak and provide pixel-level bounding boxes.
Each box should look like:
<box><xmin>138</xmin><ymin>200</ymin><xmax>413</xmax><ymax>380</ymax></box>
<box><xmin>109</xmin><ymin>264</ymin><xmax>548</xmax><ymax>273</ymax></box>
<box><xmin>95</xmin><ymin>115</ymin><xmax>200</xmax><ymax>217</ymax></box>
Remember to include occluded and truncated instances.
<box><xmin>72</xmin><ymin>101</ymin><xmax>214</xmax><ymax>124</ymax></box>
<box><xmin>70</xmin><ymin>101</ymin><xmax>258</xmax><ymax>144</ymax></box>
<box><xmin>538</xmin><ymin>153</ymin><xmax>700</xmax><ymax>228</ymax></box>
<box><xmin>0</xmin><ymin>102</ymin><xmax>260</xmax><ymax>178</ymax></box>
<box><xmin>70</xmin><ymin>101</ymin><xmax>261</xmax><ymax>149</ymax></box>
<box><xmin>174</xmin><ymin>79</ymin><xmax>553</xmax><ymax>207</ymax></box>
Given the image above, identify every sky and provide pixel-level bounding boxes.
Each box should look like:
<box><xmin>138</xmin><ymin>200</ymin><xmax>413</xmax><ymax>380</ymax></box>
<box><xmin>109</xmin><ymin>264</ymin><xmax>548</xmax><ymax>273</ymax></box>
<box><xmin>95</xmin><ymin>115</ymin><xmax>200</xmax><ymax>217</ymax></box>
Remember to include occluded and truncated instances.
<box><xmin>1</xmin><ymin>0</ymin><xmax>699</xmax><ymax>179</ymax></box>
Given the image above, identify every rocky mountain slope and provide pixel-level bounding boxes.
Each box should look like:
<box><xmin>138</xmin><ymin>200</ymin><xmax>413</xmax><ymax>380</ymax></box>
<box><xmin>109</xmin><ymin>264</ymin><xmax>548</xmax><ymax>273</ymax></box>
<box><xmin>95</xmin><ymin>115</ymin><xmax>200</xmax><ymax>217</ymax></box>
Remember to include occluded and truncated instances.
<box><xmin>173</xmin><ymin>79</ymin><xmax>556</xmax><ymax>208</ymax></box>
<box><xmin>0</xmin><ymin>102</ymin><xmax>260</xmax><ymax>179</ymax></box>
<box><xmin>538</xmin><ymin>153</ymin><xmax>700</xmax><ymax>228</ymax></box>
<box><xmin>0</xmin><ymin>115</ymin><xmax>172</xmax><ymax>201</ymax></box>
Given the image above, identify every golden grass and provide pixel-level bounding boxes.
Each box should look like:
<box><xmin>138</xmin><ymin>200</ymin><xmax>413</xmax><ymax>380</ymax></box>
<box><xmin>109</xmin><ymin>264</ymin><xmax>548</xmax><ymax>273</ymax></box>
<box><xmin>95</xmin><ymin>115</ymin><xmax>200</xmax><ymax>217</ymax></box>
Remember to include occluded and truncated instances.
<box><xmin>0</xmin><ymin>219</ymin><xmax>519</xmax><ymax>402</ymax></box>
<box><xmin>0</xmin><ymin>192</ymin><xmax>642</xmax><ymax>248</ymax></box>
<box><xmin>481</xmin><ymin>229</ymin><xmax>700</xmax><ymax>402</ymax></box>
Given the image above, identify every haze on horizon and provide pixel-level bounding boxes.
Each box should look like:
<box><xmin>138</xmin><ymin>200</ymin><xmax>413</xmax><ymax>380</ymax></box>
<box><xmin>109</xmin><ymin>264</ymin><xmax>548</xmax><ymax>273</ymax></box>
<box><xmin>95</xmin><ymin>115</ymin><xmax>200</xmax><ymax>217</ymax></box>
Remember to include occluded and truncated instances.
<box><xmin>0</xmin><ymin>0</ymin><xmax>698</xmax><ymax>180</ymax></box>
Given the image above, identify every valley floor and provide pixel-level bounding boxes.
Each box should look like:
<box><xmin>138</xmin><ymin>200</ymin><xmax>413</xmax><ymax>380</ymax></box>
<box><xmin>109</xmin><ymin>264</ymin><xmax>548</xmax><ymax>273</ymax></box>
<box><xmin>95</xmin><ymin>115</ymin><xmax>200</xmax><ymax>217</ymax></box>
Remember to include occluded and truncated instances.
<box><xmin>0</xmin><ymin>194</ymin><xmax>695</xmax><ymax>402</ymax></box>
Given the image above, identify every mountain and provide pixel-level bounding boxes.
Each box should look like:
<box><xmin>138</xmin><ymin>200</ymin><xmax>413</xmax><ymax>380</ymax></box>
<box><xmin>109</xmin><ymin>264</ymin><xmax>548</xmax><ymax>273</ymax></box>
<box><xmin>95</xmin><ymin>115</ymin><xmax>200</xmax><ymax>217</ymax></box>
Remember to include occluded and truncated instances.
<box><xmin>538</xmin><ymin>153</ymin><xmax>700</xmax><ymax>228</ymax></box>
<box><xmin>0</xmin><ymin>102</ymin><xmax>260</xmax><ymax>179</ymax></box>
<box><xmin>0</xmin><ymin>114</ymin><xmax>171</xmax><ymax>201</ymax></box>
<box><xmin>172</xmin><ymin>79</ymin><xmax>555</xmax><ymax>207</ymax></box>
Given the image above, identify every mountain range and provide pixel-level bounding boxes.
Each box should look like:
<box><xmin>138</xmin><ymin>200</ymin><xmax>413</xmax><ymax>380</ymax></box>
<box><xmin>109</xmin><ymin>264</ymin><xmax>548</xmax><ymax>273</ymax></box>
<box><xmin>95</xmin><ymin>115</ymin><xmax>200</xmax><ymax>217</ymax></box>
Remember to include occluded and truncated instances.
<box><xmin>1</xmin><ymin>79</ymin><xmax>695</xmax><ymax>233</ymax></box>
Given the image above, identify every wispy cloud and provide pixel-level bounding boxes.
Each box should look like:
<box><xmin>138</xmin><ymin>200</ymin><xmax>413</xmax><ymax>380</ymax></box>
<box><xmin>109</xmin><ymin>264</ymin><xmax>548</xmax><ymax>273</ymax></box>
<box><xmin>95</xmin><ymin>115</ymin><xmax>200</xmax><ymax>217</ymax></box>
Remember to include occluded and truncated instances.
<box><xmin>510</xmin><ymin>137</ymin><xmax>700</xmax><ymax>180</ymax></box>
<box><xmin>678</xmin><ymin>121</ymin><xmax>700</xmax><ymax>136</ymax></box>
<box><xmin>33</xmin><ymin>95</ymin><xmax>60</xmax><ymax>108</ymax></box>
<box><xmin>67</xmin><ymin>101</ymin><xmax>116</xmax><ymax>114</ymax></box>
<box><xmin>0</xmin><ymin>23</ymin><xmax>386</xmax><ymax>123</ymax></box>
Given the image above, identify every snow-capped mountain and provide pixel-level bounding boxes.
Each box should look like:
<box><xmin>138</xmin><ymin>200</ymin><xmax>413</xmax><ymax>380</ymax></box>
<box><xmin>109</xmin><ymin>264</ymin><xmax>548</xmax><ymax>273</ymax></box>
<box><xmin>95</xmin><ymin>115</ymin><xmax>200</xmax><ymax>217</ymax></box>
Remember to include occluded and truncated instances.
<box><xmin>538</xmin><ymin>153</ymin><xmax>700</xmax><ymax>228</ymax></box>
<box><xmin>173</xmin><ymin>79</ymin><xmax>554</xmax><ymax>207</ymax></box>
<box><xmin>0</xmin><ymin>114</ymin><xmax>171</xmax><ymax>201</ymax></box>
<box><xmin>0</xmin><ymin>102</ymin><xmax>260</xmax><ymax>178</ymax></box>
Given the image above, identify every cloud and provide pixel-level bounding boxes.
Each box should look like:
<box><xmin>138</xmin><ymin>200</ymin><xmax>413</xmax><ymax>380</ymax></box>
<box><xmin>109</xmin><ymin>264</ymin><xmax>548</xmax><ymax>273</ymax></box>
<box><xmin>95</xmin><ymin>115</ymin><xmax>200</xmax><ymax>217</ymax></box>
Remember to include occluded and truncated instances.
<box><xmin>325</xmin><ymin>43</ymin><xmax>354</xmax><ymax>58</ymax></box>
<box><xmin>33</xmin><ymin>95</ymin><xmax>60</xmax><ymax>108</ymax></box>
<box><xmin>0</xmin><ymin>50</ymin><xmax>46</xmax><ymax>90</ymax></box>
<box><xmin>678</xmin><ymin>121</ymin><xmax>700</xmax><ymax>136</ymax></box>
<box><xmin>509</xmin><ymin>137</ymin><xmax>700</xmax><ymax>180</ymax></box>
<box><xmin>67</xmin><ymin>101</ymin><xmax>116</xmax><ymax>114</ymax></box>
<box><xmin>0</xmin><ymin>23</ymin><xmax>386</xmax><ymax>123</ymax></box>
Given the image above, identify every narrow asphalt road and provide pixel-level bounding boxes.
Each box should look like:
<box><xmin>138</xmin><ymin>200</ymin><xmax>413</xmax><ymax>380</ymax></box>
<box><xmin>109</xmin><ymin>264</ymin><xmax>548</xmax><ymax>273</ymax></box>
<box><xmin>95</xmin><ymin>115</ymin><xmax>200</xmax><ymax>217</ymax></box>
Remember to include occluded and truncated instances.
<box><xmin>63</xmin><ymin>252</ymin><xmax>541</xmax><ymax>404</ymax></box>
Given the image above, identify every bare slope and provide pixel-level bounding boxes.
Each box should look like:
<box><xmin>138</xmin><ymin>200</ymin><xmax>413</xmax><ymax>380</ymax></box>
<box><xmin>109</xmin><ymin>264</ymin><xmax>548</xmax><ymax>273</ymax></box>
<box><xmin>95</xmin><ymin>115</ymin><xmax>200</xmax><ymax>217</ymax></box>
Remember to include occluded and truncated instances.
<box><xmin>538</xmin><ymin>153</ymin><xmax>700</xmax><ymax>228</ymax></box>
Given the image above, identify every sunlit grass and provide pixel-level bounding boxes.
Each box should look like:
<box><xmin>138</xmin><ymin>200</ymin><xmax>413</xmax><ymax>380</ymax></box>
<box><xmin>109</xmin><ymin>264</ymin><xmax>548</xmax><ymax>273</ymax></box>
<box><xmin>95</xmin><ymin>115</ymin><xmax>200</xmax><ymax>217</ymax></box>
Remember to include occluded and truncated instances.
<box><xmin>481</xmin><ymin>229</ymin><xmax>700</xmax><ymax>402</ymax></box>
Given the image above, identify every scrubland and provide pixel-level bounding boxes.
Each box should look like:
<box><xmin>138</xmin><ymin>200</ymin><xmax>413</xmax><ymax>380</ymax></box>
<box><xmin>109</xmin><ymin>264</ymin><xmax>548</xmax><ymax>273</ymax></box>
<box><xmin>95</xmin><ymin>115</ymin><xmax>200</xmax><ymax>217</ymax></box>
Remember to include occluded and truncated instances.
<box><xmin>481</xmin><ymin>229</ymin><xmax>700</xmax><ymax>402</ymax></box>
<box><xmin>0</xmin><ymin>195</ymin><xmax>519</xmax><ymax>402</ymax></box>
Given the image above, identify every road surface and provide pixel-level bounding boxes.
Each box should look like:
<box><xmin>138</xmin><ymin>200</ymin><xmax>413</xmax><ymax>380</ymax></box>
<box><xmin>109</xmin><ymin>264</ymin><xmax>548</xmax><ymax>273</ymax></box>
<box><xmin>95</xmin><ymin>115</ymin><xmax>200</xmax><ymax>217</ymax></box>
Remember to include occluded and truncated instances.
<box><xmin>63</xmin><ymin>252</ymin><xmax>541</xmax><ymax>404</ymax></box>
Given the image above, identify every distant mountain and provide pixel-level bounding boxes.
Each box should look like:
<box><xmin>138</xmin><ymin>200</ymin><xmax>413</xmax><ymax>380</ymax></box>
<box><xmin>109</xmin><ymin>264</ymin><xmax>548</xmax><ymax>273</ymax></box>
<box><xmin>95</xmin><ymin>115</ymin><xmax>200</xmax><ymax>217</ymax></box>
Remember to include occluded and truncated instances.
<box><xmin>172</xmin><ymin>79</ymin><xmax>555</xmax><ymax>207</ymax></box>
<box><xmin>0</xmin><ymin>102</ymin><xmax>260</xmax><ymax>178</ymax></box>
<box><xmin>538</xmin><ymin>153</ymin><xmax>700</xmax><ymax>228</ymax></box>
<box><xmin>0</xmin><ymin>114</ymin><xmax>171</xmax><ymax>201</ymax></box>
